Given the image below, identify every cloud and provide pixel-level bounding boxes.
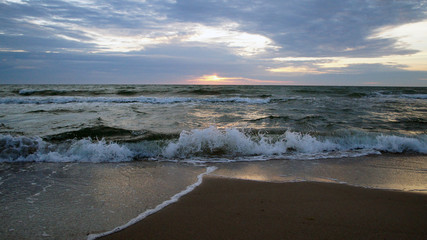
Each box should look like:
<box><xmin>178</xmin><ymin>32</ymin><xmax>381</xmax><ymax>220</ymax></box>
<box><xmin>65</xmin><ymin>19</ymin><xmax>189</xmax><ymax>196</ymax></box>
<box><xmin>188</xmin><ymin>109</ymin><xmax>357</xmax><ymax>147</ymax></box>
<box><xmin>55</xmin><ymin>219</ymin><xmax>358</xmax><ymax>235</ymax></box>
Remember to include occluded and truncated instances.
<box><xmin>2</xmin><ymin>0</ymin><xmax>426</xmax><ymax>57</ymax></box>
<box><xmin>167</xmin><ymin>0</ymin><xmax>427</xmax><ymax>57</ymax></box>
<box><xmin>0</xmin><ymin>0</ymin><xmax>426</xmax><ymax>85</ymax></box>
<box><xmin>2</xmin><ymin>1</ymin><xmax>278</xmax><ymax>56</ymax></box>
<box><xmin>0</xmin><ymin>0</ymin><xmax>27</xmax><ymax>5</ymax></box>
<box><xmin>370</xmin><ymin>21</ymin><xmax>427</xmax><ymax>52</ymax></box>
<box><xmin>0</xmin><ymin>48</ymin><xmax>27</xmax><ymax>52</ymax></box>
<box><xmin>267</xmin><ymin>66</ymin><xmax>326</xmax><ymax>75</ymax></box>
<box><xmin>270</xmin><ymin>55</ymin><xmax>414</xmax><ymax>74</ymax></box>
<box><xmin>268</xmin><ymin>17</ymin><xmax>427</xmax><ymax>75</ymax></box>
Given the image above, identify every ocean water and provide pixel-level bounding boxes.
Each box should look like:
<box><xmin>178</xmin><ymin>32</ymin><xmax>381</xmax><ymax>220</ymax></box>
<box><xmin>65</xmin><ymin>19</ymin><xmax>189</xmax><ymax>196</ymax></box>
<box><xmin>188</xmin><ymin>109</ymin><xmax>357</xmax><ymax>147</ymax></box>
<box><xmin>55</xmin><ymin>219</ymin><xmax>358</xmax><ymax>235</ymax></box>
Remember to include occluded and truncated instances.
<box><xmin>0</xmin><ymin>85</ymin><xmax>426</xmax><ymax>239</ymax></box>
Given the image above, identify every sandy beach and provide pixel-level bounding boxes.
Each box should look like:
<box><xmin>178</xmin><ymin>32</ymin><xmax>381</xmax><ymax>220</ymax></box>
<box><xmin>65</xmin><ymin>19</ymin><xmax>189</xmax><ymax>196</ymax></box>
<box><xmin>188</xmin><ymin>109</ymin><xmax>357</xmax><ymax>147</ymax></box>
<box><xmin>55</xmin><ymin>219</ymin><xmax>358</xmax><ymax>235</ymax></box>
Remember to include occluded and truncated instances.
<box><xmin>97</xmin><ymin>177</ymin><xmax>427</xmax><ymax>240</ymax></box>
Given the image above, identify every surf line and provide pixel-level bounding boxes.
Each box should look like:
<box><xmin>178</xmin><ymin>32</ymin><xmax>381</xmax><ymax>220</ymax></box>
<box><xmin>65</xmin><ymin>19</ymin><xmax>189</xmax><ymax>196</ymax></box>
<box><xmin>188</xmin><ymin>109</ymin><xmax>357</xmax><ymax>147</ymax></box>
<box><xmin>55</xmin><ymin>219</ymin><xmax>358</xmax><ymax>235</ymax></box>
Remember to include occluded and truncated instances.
<box><xmin>87</xmin><ymin>166</ymin><xmax>217</xmax><ymax>240</ymax></box>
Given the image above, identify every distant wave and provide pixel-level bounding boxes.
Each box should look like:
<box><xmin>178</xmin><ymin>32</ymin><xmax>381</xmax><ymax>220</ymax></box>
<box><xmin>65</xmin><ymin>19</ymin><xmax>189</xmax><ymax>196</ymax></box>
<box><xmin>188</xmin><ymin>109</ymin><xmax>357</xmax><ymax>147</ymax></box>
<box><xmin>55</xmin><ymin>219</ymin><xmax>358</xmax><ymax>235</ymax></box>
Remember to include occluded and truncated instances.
<box><xmin>1</xmin><ymin>127</ymin><xmax>426</xmax><ymax>163</ymax></box>
<box><xmin>16</xmin><ymin>88</ymin><xmax>107</xmax><ymax>96</ymax></box>
<box><xmin>401</xmin><ymin>94</ymin><xmax>427</xmax><ymax>99</ymax></box>
<box><xmin>18</xmin><ymin>89</ymin><xmax>66</xmax><ymax>96</ymax></box>
<box><xmin>5</xmin><ymin>94</ymin><xmax>425</xmax><ymax>105</ymax></box>
<box><xmin>0</xmin><ymin>96</ymin><xmax>271</xmax><ymax>104</ymax></box>
<box><xmin>372</xmin><ymin>91</ymin><xmax>427</xmax><ymax>99</ymax></box>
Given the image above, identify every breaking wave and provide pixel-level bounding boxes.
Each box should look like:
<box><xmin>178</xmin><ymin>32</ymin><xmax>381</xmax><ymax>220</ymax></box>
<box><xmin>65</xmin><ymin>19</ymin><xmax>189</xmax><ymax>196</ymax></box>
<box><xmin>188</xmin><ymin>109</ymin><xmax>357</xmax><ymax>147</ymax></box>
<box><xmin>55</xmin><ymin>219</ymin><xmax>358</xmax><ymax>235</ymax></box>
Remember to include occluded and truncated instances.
<box><xmin>0</xmin><ymin>135</ymin><xmax>133</xmax><ymax>163</ymax></box>
<box><xmin>162</xmin><ymin>127</ymin><xmax>427</xmax><ymax>160</ymax></box>
<box><xmin>1</xmin><ymin>127</ymin><xmax>426</xmax><ymax>163</ymax></box>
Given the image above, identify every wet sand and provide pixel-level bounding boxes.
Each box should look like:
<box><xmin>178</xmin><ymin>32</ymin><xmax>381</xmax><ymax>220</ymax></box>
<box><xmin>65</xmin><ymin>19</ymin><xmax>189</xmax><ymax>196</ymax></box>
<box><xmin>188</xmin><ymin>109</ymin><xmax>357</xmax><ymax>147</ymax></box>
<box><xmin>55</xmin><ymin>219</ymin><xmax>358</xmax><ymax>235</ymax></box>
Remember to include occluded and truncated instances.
<box><xmin>97</xmin><ymin>177</ymin><xmax>427</xmax><ymax>240</ymax></box>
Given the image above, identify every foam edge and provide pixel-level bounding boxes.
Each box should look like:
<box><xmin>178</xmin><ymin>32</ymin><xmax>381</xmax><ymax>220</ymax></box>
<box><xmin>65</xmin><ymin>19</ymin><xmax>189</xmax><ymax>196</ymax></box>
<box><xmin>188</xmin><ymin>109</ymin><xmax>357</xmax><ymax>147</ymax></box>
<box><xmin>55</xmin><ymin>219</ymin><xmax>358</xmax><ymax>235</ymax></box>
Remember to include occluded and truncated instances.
<box><xmin>87</xmin><ymin>166</ymin><xmax>217</xmax><ymax>240</ymax></box>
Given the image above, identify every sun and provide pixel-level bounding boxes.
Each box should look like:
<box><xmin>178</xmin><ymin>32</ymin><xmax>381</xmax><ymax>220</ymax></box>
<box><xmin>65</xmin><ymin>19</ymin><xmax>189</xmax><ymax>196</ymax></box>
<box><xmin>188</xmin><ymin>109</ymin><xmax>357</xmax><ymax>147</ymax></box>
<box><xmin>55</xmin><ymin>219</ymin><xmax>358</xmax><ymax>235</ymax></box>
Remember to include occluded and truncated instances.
<box><xmin>189</xmin><ymin>74</ymin><xmax>238</xmax><ymax>85</ymax></box>
<box><xmin>202</xmin><ymin>75</ymin><xmax>222</xmax><ymax>82</ymax></box>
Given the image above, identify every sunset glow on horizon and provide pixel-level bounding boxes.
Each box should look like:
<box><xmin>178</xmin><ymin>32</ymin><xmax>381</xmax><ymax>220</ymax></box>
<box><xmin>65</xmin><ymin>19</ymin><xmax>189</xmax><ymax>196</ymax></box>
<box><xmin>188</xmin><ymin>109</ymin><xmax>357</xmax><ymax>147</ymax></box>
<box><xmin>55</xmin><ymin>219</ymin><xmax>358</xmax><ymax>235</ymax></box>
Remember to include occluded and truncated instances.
<box><xmin>188</xmin><ymin>75</ymin><xmax>241</xmax><ymax>85</ymax></box>
<box><xmin>187</xmin><ymin>74</ymin><xmax>288</xmax><ymax>85</ymax></box>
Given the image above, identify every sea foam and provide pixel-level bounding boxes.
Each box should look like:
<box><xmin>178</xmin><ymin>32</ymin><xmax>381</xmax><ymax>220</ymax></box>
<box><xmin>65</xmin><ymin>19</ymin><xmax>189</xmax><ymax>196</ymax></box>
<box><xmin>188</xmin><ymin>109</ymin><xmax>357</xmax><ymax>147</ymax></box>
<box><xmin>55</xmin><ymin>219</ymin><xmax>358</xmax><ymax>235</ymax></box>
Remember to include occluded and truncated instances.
<box><xmin>162</xmin><ymin>127</ymin><xmax>426</xmax><ymax>160</ymax></box>
<box><xmin>1</xmin><ymin>128</ymin><xmax>426</xmax><ymax>163</ymax></box>
<box><xmin>0</xmin><ymin>135</ymin><xmax>133</xmax><ymax>163</ymax></box>
<box><xmin>162</xmin><ymin>127</ymin><xmax>338</xmax><ymax>158</ymax></box>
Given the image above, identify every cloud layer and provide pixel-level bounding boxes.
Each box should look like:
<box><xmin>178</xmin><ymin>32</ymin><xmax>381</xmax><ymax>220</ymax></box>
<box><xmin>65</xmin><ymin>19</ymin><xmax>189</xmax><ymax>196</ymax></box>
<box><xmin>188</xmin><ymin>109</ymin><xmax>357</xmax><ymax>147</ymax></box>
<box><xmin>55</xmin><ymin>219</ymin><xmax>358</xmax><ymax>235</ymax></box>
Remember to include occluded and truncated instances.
<box><xmin>1</xmin><ymin>0</ymin><xmax>427</xmax><ymax>85</ymax></box>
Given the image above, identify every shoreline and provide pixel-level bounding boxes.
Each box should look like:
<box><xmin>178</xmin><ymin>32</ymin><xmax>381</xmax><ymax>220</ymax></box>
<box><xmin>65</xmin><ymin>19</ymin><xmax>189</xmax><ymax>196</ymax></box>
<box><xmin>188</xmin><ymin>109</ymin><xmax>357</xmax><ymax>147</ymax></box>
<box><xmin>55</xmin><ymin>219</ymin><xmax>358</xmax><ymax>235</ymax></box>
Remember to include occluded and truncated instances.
<box><xmin>93</xmin><ymin>176</ymin><xmax>427</xmax><ymax>240</ymax></box>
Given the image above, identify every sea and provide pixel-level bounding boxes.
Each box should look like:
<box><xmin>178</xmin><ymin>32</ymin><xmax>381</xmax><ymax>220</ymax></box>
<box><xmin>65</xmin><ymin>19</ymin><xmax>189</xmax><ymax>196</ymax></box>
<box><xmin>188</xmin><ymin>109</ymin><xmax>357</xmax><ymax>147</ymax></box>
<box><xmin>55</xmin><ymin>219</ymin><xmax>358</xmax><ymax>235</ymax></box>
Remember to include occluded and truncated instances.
<box><xmin>0</xmin><ymin>84</ymin><xmax>426</xmax><ymax>239</ymax></box>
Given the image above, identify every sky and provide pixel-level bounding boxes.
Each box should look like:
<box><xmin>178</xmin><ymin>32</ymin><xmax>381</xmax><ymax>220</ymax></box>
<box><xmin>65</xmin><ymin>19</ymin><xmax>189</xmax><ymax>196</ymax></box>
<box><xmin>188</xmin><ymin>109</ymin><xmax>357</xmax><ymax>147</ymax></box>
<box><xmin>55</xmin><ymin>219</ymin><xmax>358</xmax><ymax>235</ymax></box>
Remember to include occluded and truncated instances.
<box><xmin>1</xmin><ymin>0</ymin><xmax>427</xmax><ymax>86</ymax></box>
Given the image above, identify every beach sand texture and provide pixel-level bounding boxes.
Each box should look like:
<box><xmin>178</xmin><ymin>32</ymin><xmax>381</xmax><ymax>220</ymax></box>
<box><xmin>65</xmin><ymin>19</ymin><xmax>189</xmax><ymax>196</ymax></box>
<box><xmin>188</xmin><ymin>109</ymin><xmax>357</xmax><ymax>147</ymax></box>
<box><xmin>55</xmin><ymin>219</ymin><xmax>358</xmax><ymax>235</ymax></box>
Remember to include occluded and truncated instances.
<box><xmin>98</xmin><ymin>177</ymin><xmax>427</xmax><ymax>240</ymax></box>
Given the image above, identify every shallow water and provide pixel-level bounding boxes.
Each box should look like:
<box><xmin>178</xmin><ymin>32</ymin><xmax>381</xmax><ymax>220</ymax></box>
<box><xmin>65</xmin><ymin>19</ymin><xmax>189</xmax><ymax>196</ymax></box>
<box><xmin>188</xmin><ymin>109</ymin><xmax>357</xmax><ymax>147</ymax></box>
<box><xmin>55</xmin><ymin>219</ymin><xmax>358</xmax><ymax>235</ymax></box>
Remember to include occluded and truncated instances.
<box><xmin>1</xmin><ymin>154</ymin><xmax>426</xmax><ymax>240</ymax></box>
<box><xmin>213</xmin><ymin>154</ymin><xmax>427</xmax><ymax>192</ymax></box>
<box><xmin>0</xmin><ymin>162</ymin><xmax>205</xmax><ymax>240</ymax></box>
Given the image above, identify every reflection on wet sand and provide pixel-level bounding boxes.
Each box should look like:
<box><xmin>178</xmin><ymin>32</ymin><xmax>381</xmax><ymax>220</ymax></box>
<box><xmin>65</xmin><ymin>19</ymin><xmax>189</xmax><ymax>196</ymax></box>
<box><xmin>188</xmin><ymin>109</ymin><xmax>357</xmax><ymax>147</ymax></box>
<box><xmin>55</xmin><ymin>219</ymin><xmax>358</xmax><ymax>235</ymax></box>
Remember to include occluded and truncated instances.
<box><xmin>0</xmin><ymin>162</ymin><xmax>205</xmax><ymax>240</ymax></box>
<box><xmin>212</xmin><ymin>154</ymin><xmax>427</xmax><ymax>193</ymax></box>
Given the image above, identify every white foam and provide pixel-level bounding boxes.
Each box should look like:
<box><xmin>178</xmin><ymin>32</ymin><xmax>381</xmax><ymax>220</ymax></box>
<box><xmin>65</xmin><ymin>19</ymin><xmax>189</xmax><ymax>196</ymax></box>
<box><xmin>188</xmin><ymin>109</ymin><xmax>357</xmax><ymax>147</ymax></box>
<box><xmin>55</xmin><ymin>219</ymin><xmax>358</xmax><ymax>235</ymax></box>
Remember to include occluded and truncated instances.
<box><xmin>1</xmin><ymin>129</ymin><xmax>426</xmax><ymax>163</ymax></box>
<box><xmin>87</xmin><ymin>166</ymin><xmax>217</xmax><ymax>240</ymax></box>
<box><xmin>161</xmin><ymin>127</ymin><xmax>427</xmax><ymax>160</ymax></box>
<box><xmin>38</xmin><ymin>139</ymin><xmax>134</xmax><ymax>163</ymax></box>
<box><xmin>162</xmin><ymin>127</ymin><xmax>356</xmax><ymax>159</ymax></box>
<box><xmin>0</xmin><ymin>135</ymin><xmax>133</xmax><ymax>163</ymax></box>
<box><xmin>374</xmin><ymin>135</ymin><xmax>427</xmax><ymax>153</ymax></box>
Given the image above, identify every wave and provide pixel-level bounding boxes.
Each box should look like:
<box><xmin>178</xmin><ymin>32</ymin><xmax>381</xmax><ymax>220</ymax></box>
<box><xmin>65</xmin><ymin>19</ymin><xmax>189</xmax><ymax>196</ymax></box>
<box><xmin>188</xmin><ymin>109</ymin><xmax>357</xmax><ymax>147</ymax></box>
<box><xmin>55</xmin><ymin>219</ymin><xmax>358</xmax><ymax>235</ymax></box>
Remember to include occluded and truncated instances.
<box><xmin>401</xmin><ymin>94</ymin><xmax>427</xmax><ymax>99</ymax></box>
<box><xmin>1</xmin><ymin>127</ymin><xmax>426</xmax><ymax>163</ymax></box>
<box><xmin>181</xmin><ymin>89</ymin><xmax>222</xmax><ymax>95</ymax></box>
<box><xmin>290</xmin><ymin>87</ymin><xmax>427</xmax><ymax>100</ymax></box>
<box><xmin>26</xmin><ymin>109</ymin><xmax>85</xmax><ymax>114</ymax></box>
<box><xmin>115</xmin><ymin>90</ymin><xmax>140</xmax><ymax>96</ymax></box>
<box><xmin>0</xmin><ymin>135</ymin><xmax>133</xmax><ymax>163</ymax></box>
<box><xmin>347</xmin><ymin>92</ymin><xmax>368</xmax><ymax>98</ymax></box>
<box><xmin>16</xmin><ymin>88</ymin><xmax>106</xmax><ymax>96</ymax></box>
<box><xmin>13</xmin><ymin>86</ymin><xmax>182</xmax><ymax>97</ymax></box>
<box><xmin>162</xmin><ymin>127</ymin><xmax>427</xmax><ymax>160</ymax></box>
<box><xmin>0</xmin><ymin>96</ymin><xmax>271</xmax><ymax>105</ymax></box>
<box><xmin>372</xmin><ymin>91</ymin><xmax>427</xmax><ymax>99</ymax></box>
<box><xmin>249</xmin><ymin>115</ymin><xmax>291</xmax><ymax>122</ymax></box>
<box><xmin>45</xmin><ymin>126</ymin><xmax>139</xmax><ymax>142</ymax></box>
<box><xmin>45</xmin><ymin>125</ymin><xmax>178</xmax><ymax>142</ymax></box>
<box><xmin>18</xmin><ymin>89</ymin><xmax>67</xmax><ymax>96</ymax></box>
<box><xmin>178</xmin><ymin>87</ymin><xmax>240</xmax><ymax>95</ymax></box>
